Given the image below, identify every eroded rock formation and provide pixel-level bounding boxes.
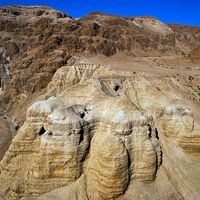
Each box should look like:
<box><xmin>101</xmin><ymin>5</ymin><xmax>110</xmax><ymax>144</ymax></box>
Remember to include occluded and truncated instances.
<box><xmin>0</xmin><ymin>5</ymin><xmax>200</xmax><ymax>127</ymax></box>
<box><xmin>0</xmin><ymin>6</ymin><xmax>200</xmax><ymax>200</ymax></box>
<box><xmin>0</xmin><ymin>64</ymin><xmax>200</xmax><ymax>200</ymax></box>
<box><xmin>0</xmin><ymin>116</ymin><xmax>16</xmax><ymax>160</ymax></box>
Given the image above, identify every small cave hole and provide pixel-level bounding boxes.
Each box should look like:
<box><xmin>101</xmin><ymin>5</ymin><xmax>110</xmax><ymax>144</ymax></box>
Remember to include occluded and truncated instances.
<box><xmin>80</xmin><ymin>155</ymin><xmax>86</xmax><ymax>163</ymax></box>
<box><xmin>15</xmin><ymin>125</ymin><xmax>19</xmax><ymax>131</ymax></box>
<box><xmin>48</xmin><ymin>131</ymin><xmax>53</xmax><ymax>136</ymax></box>
<box><xmin>147</xmin><ymin>124</ymin><xmax>152</xmax><ymax>139</ymax></box>
<box><xmin>79</xmin><ymin>129</ymin><xmax>84</xmax><ymax>144</ymax></box>
<box><xmin>114</xmin><ymin>85</ymin><xmax>120</xmax><ymax>92</ymax></box>
<box><xmin>155</xmin><ymin>128</ymin><xmax>159</xmax><ymax>140</ymax></box>
<box><xmin>160</xmin><ymin>150</ymin><xmax>163</xmax><ymax>165</ymax></box>
<box><xmin>80</xmin><ymin>112</ymin><xmax>85</xmax><ymax>119</ymax></box>
<box><xmin>39</xmin><ymin>127</ymin><xmax>46</xmax><ymax>136</ymax></box>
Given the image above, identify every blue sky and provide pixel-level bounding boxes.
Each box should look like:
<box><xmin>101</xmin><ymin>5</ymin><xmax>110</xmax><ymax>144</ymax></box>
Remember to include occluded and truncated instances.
<box><xmin>0</xmin><ymin>0</ymin><xmax>200</xmax><ymax>26</ymax></box>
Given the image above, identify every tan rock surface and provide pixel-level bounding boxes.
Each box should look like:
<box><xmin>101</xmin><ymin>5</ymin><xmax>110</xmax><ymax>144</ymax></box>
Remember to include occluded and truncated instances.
<box><xmin>0</xmin><ymin>115</ymin><xmax>16</xmax><ymax>160</ymax></box>
<box><xmin>0</xmin><ymin>6</ymin><xmax>200</xmax><ymax>126</ymax></box>
<box><xmin>0</xmin><ymin>63</ymin><xmax>200</xmax><ymax>200</ymax></box>
<box><xmin>0</xmin><ymin>6</ymin><xmax>200</xmax><ymax>200</ymax></box>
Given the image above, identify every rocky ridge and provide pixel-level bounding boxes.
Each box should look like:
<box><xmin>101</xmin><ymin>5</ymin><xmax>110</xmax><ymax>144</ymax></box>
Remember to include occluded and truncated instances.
<box><xmin>0</xmin><ymin>6</ymin><xmax>200</xmax><ymax>200</ymax></box>
<box><xmin>0</xmin><ymin>6</ymin><xmax>200</xmax><ymax>126</ymax></box>
<box><xmin>0</xmin><ymin>64</ymin><xmax>200</xmax><ymax>200</ymax></box>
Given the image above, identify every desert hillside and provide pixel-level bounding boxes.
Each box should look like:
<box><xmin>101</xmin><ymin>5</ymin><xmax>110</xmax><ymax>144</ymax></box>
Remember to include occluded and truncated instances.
<box><xmin>0</xmin><ymin>6</ymin><xmax>200</xmax><ymax>200</ymax></box>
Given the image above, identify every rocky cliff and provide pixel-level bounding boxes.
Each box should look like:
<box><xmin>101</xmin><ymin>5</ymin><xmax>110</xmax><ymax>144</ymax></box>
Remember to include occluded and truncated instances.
<box><xmin>0</xmin><ymin>6</ymin><xmax>200</xmax><ymax>125</ymax></box>
<box><xmin>0</xmin><ymin>6</ymin><xmax>200</xmax><ymax>200</ymax></box>
<box><xmin>0</xmin><ymin>63</ymin><xmax>200</xmax><ymax>200</ymax></box>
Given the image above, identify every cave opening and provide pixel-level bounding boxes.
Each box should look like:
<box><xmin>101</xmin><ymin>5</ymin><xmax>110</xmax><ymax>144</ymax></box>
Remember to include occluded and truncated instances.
<box><xmin>155</xmin><ymin>128</ymin><xmax>159</xmax><ymax>140</ymax></box>
<box><xmin>15</xmin><ymin>125</ymin><xmax>19</xmax><ymax>131</ymax></box>
<box><xmin>80</xmin><ymin>112</ymin><xmax>85</xmax><ymax>119</ymax></box>
<box><xmin>79</xmin><ymin>129</ymin><xmax>84</xmax><ymax>144</ymax></box>
<box><xmin>114</xmin><ymin>85</ymin><xmax>120</xmax><ymax>92</ymax></box>
<box><xmin>39</xmin><ymin>127</ymin><xmax>46</xmax><ymax>136</ymax></box>
<box><xmin>147</xmin><ymin>124</ymin><xmax>152</xmax><ymax>139</ymax></box>
<box><xmin>48</xmin><ymin>131</ymin><xmax>53</xmax><ymax>136</ymax></box>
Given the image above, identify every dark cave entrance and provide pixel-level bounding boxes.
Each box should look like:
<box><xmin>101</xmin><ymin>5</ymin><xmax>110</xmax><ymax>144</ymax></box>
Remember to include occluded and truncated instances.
<box><xmin>155</xmin><ymin>128</ymin><xmax>159</xmax><ymax>140</ymax></box>
<box><xmin>147</xmin><ymin>124</ymin><xmax>152</xmax><ymax>139</ymax></box>
<box><xmin>114</xmin><ymin>85</ymin><xmax>120</xmax><ymax>92</ymax></box>
<box><xmin>80</xmin><ymin>112</ymin><xmax>85</xmax><ymax>119</ymax></box>
<box><xmin>39</xmin><ymin>127</ymin><xmax>46</xmax><ymax>136</ymax></box>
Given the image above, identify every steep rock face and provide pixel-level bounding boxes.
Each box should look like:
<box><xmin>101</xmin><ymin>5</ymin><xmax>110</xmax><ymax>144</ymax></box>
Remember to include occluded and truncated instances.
<box><xmin>0</xmin><ymin>116</ymin><xmax>16</xmax><ymax>160</ymax></box>
<box><xmin>0</xmin><ymin>6</ymin><xmax>200</xmax><ymax>127</ymax></box>
<box><xmin>0</xmin><ymin>64</ymin><xmax>200</xmax><ymax>200</ymax></box>
<box><xmin>0</xmin><ymin>6</ymin><xmax>200</xmax><ymax>200</ymax></box>
<box><xmin>168</xmin><ymin>23</ymin><xmax>200</xmax><ymax>53</ymax></box>
<box><xmin>86</xmin><ymin>133</ymin><xmax>130</xmax><ymax>199</ymax></box>
<box><xmin>0</xmin><ymin>64</ymin><xmax>162</xmax><ymax>200</ymax></box>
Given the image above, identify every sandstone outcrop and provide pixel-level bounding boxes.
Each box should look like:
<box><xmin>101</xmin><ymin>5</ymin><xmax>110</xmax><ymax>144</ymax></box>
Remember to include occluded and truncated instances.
<box><xmin>0</xmin><ymin>6</ymin><xmax>200</xmax><ymax>200</ymax></box>
<box><xmin>0</xmin><ymin>63</ymin><xmax>200</xmax><ymax>200</ymax></box>
<box><xmin>0</xmin><ymin>6</ymin><xmax>200</xmax><ymax>127</ymax></box>
<box><xmin>0</xmin><ymin>64</ymin><xmax>162</xmax><ymax>199</ymax></box>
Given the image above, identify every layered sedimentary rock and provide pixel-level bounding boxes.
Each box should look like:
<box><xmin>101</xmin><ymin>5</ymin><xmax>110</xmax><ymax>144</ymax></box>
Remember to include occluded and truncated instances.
<box><xmin>0</xmin><ymin>64</ymin><xmax>162</xmax><ymax>200</ymax></box>
<box><xmin>0</xmin><ymin>116</ymin><xmax>16</xmax><ymax>160</ymax></box>
<box><xmin>0</xmin><ymin>5</ymin><xmax>200</xmax><ymax>127</ymax></box>
<box><xmin>157</xmin><ymin>105</ymin><xmax>200</xmax><ymax>156</ymax></box>
<box><xmin>0</xmin><ymin>5</ymin><xmax>200</xmax><ymax>200</ymax></box>
<box><xmin>0</xmin><ymin>63</ymin><xmax>200</xmax><ymax>200</ymax></box>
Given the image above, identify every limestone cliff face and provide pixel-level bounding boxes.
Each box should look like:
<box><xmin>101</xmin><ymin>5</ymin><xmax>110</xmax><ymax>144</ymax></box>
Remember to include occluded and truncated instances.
<box><xmin>0</xmin><ymin>64</ymin><xmax>200</xmax><ymax>200</ymax></box>
<box><xmin>0</xmin><ymin>6</ymin><xmax>200</xmax><ymax>128</ymax></box>
<box><xmin>0</xmin><ymin>116</ymin><xmax>16</xmax><ymax>160</ymax></box>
